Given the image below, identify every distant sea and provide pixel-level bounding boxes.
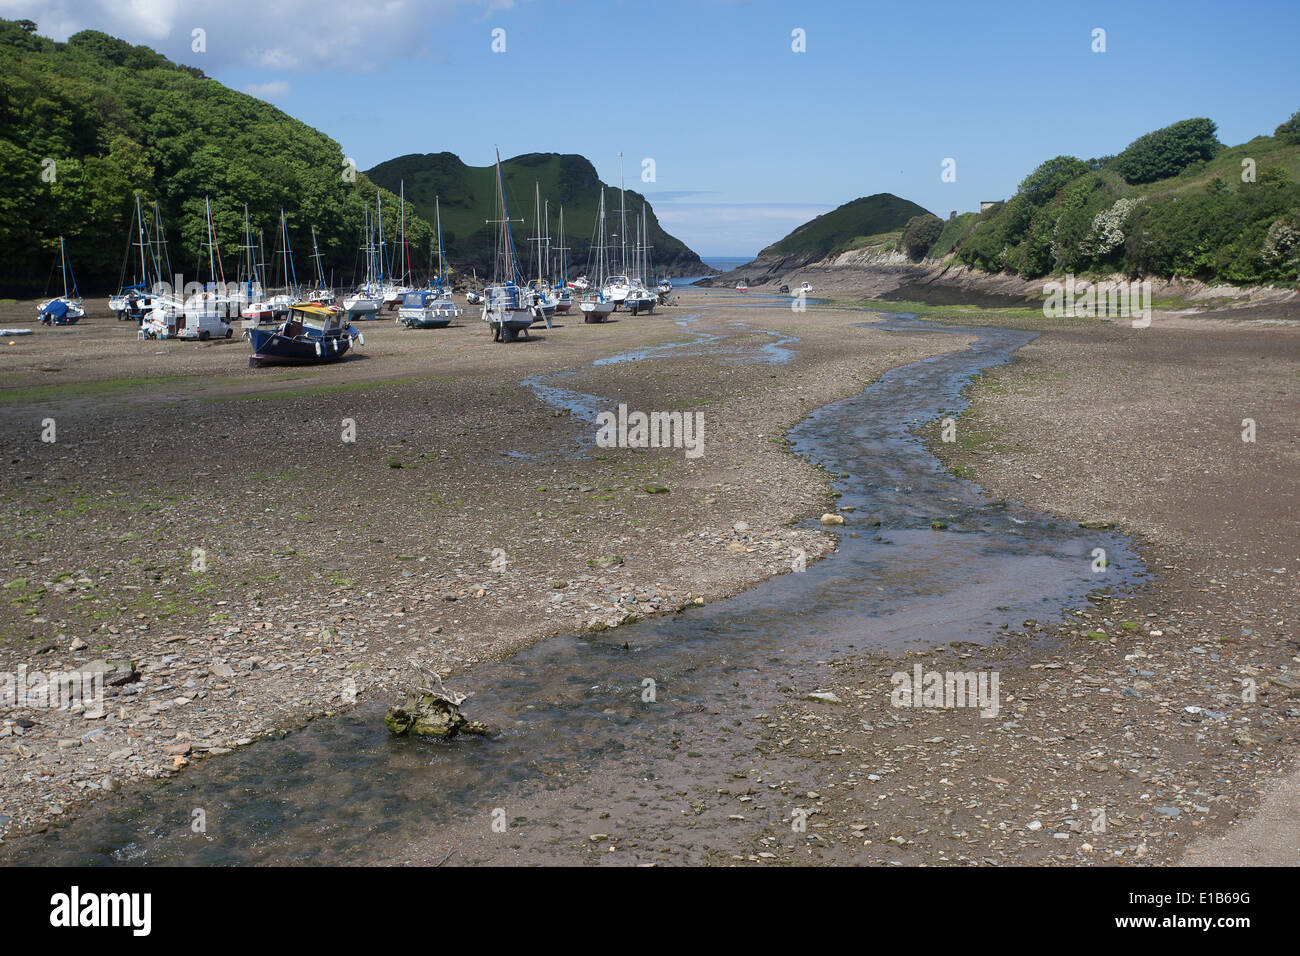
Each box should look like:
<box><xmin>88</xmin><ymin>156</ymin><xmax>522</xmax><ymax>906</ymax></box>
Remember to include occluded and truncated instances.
<box><xmin>701</xmin><ymin>256</ymin><xmax>755</xmax><ymax>272</ymax></box>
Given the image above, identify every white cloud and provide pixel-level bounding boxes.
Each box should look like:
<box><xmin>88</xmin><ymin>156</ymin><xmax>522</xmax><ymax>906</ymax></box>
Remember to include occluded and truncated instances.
<box><xmin>1</xmin><ymin>0</ymin><xmax>512</xmax><ymax>71</ymax></box>
<box><xmin>242</xmin><ymin>80</ymin><xmax>290</xmax><ymax>100</ymax></box>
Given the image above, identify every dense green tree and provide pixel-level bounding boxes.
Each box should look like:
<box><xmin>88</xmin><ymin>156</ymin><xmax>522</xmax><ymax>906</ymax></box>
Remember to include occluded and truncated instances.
<box><xmin>1111</xmin><ymin>118</ymin><xmax>1223</xmax><ymax>185</ymax></box>
<box><xmin>1275</xmin><ymin>108</ymin><xmax>1300</xmax><ymax>145</ymax></box>
<box><xmin>0</xmin><ymin>17</ymin><xmax>434</xmax><ymax>294</ymax></box>
<box><xmin>901</xmin><ymin>213</ymin><xmax>944</xmax><ymax>261</ymax></box>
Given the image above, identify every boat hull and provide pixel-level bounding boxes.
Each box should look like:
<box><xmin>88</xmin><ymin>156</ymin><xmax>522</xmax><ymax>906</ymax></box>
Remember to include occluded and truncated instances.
<box><xmin>400</xmin><ymin>314</ymin><xmax>452</xmax><ymax>329</ymax></box>
<box><xmin>247</xmin><ymin>327</ymin><xmax>353</xmax><ymax>367</ymax></box>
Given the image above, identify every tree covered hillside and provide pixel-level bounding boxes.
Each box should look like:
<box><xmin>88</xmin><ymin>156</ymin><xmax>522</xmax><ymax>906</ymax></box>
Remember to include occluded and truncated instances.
<box><xmin>365</xmin><ymin>151</ymin><xmax>707</xmax><ymax>279</ymax></box>
<box><xmin>0</xmin><ymin>18</ymin><xmax>432</xmax><ymax>295</ymax></box>
<box><xmin>910</xmin><ymin>115</ymin><xmax>1300</xmax><ymax>285</ymax></box>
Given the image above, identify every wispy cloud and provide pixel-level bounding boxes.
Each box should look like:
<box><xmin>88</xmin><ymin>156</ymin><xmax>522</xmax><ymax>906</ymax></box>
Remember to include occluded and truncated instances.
<box><xmin>1</xmin><ymin>0</ymin><xmax>519</xmax><ymax>71</ymax></box>
<box><xmin>242</xmin><ymin>80</ymin><xmax>290</xmax><ymax>100</ymax></box>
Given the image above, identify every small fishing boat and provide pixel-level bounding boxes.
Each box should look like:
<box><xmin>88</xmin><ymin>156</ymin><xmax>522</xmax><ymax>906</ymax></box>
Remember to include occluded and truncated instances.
<box><xmin>247</xmin><ymin>303</ymin><xmax>362</xmax><ymax>367</ymax></box>
<box><xmin>398</xmin><ymin>289</ymin><xmax>460</xmax><ymax>329</ymax></box>
<box><xmin>465</xmin><ymin>289</ymin><xmax>484</xmax><ymax>305</ymax></box>
<box><xmin>554</xmin><ymin>287</ymin><xmax>574</xmax><ymax>313</ymax></box>
<box><xmin>657</xmin><ymin>278</ymin><xmax>672</xmax><ymax>295</ymax></box>
<box><xmin>735</xmin><ymin>280</ymin><xmax>748</xmax><ymax>292</ymax></box>
<box><xmin>570</xmin><ymin>276</ymin><xmax>590</xmax><ymax>291</ymax></box>
<box><xmin>37</xmin><ymin>237</ymin><xmax>84</xmax><ymax>325</ymax></box>
<box><xmin>799</xmin><ymin>281</ymin><xmax>813</xmax><ymax>295</ymax></box>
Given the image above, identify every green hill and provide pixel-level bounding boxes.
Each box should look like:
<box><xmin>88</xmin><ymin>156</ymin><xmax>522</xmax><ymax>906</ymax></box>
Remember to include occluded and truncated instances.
<box><xmin>941</xmin><ymin>114</ymin><xmax>1300</xmax><ymax>285</ymax></box>
<box><xmin>366</xmin><ymin>152</ymin><xmax>706</xmax><ymax>279</ymax></box>
<box><xmin>0</xmin><ymin>17</ymin><xmax>430</xmax><ymax>295</ymax></box>
<box><xmin>760</xmin><ymin>193</ymin><xmax>934</xmax><ymax>260</ymax></box>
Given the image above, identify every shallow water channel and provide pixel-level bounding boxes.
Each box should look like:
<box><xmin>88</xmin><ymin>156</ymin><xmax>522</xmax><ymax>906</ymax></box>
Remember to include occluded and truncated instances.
<box><xmin>4</xmin><ymin>308</ymin><xmax>1144</xmax><ymax>865</ymax></box>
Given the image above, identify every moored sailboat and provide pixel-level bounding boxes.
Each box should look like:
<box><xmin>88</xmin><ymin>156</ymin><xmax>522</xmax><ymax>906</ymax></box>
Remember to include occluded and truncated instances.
<box><xmin>481</xmin><ymin>149</ymin><xmax>537</xmax><ymax>343</ymax></box>
<box><xmin>579</xmin><ymin>190</ymin><xmax>615</xmax><ymax>323</ymax></box>
<box><xmin>37</xmin><ymin>236</ymin><xmax>85</xmax><ymax>325</ymax></box>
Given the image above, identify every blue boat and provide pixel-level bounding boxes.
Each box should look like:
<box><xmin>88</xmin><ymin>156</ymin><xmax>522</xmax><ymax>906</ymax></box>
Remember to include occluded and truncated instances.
<box><xmin>246</xmin><ymin>304</ymin><xmax>362</xmax><ymax>367</ymax></box>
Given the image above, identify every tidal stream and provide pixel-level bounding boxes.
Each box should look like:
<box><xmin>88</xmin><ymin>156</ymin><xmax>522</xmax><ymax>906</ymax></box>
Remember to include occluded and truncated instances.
<box><xmin>3</xmin><ymin>309</ymin><xmax>1143</xmax><ymax>865</ymax></box>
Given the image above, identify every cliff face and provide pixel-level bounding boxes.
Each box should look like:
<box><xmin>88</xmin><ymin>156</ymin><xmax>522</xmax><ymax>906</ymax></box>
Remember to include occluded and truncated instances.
<box><xmin>705</xmin><ymin>249</ymin><xmax>1299</xmax><ymax>312</ymax></box>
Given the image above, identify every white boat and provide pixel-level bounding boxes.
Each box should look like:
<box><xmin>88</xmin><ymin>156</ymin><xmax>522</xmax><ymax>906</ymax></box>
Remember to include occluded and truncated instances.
<box><xmin>580</xmin><ymin>296</ymin><xmax>614</xmax><ymax>321</ymax></box>
<box><xmin>345</xmin><ymin>202</ymin><xmax>384</xmax><ymax>320</ymax></box>
<box><xmin>398</xmin><ymin>288</ymin><xmax>460</xmax><ymax>328</ymax></box>
<box><xmin>37</xmin><ymin>237</ymin><xmax>84</xmax><ymax>325</ymax></box>
<box><xmin>625</xmin><ymin>286</ymin><xmax>655</xmax><ymax>314</ymax></box>
<box><xmin>602</xmin><ymin>274</ymin><xmax>631</xmax><ymax>306</ymax></box>
<box><xmin>176</xmin><ymin>198</ymin><xmax>234</xmax><ymax>340</ymax></box>
<box><xmin>570</xmin><ymin>276</ymin><xmax>590</xmax><ymax>291</ymax></box>
<box><xmin>625</xmin><ymin>210</ymin><xmax>656</xmax><ymax>315</ymax></box>
<box><xmin>735</xmin><ymin>281</ymin><xmax>748</xmax><ymax>292</ymax></box>
<box><xmin>465</xmin><ymin>289</ymin><xmax>484</xmax><ymax>305</ymax></box>
<box><xmin>580</xmin><ymin>190</ymin><xmax>615</xmax><ymax>323</ymax></box>
<box><xmin>242</xmin><ymin>301</ymin><xmax>277</xmax><ymax>323</ymax></box>
<box><xmin>481</xmin><ymin>149</ymin><xmax>538</xmax><ymax>343</ymax></box>
<box><xmin>799</xmin><ymin>281</ymin><xmax>813</xmax><ymax>295</ymax></box>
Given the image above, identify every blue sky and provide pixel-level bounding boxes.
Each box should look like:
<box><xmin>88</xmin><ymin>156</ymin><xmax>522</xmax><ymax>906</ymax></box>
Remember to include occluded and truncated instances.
<box><xmin>9</xmin><ymin>0</ymin><xmax>1299</xmax><ymax>255</ymax></box>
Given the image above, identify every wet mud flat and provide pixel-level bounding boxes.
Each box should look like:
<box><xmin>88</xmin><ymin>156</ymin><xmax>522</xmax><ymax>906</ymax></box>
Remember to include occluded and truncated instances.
<box><xmin>1</xmin><ymin>309</ymin><xmax>1147</xmax><ymax>865</ymax></box>
<box><xmin>0</xmin><ymin>295</ymin><xmax>961</xmax><ymax>843</ymax></box>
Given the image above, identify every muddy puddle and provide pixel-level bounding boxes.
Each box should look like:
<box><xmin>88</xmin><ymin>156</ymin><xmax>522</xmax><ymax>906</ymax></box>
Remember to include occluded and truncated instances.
<box><xmin>2</xmin><ymin>308</ymin><xmax>1145</xmax><ymax>866</ymax></box>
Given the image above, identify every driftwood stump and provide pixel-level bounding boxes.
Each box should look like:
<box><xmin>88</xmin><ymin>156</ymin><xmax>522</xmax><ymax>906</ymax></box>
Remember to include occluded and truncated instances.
<box><xmin>384</xmin><ymin>658</ymin><xmax>490</xmax><ymax>739</ymax></box>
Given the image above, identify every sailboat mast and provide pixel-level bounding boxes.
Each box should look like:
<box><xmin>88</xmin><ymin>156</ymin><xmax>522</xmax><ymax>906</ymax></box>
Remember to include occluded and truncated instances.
<box><xmin>400</xmin><ymin>181</ymin><xmax>409</xmax><ymax>285</ymax></box>
<box><xmin>136</xmin><ymin>195</ymin><xmax>148</xmax><ymax>290</ymax></box>
<box><xmin>376</xmin><ymin>191</ymin><xmax>385</xmax><ymax>283</ymax></box>
<box><xmin>435</xmin><ymin>196</ymin><xmax>446</xmax><ymax>286</ymax></box>
<box><xmin>618</xmin><ymin>152</ymin><xmax>627</xmax><ymax>276</ymax></box>
<box><xmin>559</xmin><ymin>206</ymin><xmax>568</xmax><ymax>284</ymax></box>
<box><xmin>311</xmin><ymin>226</ymin><xmax>324</xmax><ymax>287</ymax></box>
<box><xmin>204</xmin><ymin>197</ymin><xmax>215</xmax><ymax>284</ymax></box>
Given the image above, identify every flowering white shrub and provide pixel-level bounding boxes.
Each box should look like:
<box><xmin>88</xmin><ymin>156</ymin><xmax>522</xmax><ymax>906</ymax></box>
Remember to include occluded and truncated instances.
<box><xmin>1086</xmin><ymin>197</ymin><xmax>1143</xmax><ymax>257</ymax></box>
